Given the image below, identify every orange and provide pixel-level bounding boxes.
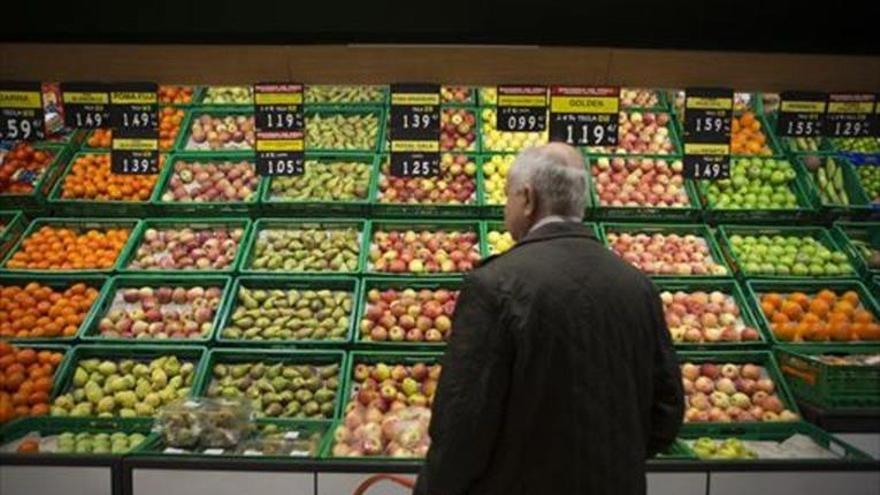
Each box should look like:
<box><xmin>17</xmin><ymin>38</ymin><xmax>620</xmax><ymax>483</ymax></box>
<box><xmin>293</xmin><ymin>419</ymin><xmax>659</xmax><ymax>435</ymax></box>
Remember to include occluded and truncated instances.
<box><xmin>853</xmin><ymin>309</ymin><xmax>874</xmax><ymax>324</ymax></box>
<box><xmin>817</xmin><ymin>289</ymin><xmax>838</xmax><ymax>304</ymax></box>
<box><xmin>763</xmin><ymin>293</ymin><xmax>783</xmax><ymax>309</ymax></box>
<box><xmin>789</xmin><ymin>292</ymin><xmax>811</xmax><ymax>310</ymax></box>
<box><xmin>772</xmin><ymin>312</ymin><xmax>790</xmax><ymax>324</ymax></box>
<box><xmin>781</xmin><ymin>301</ymin><xmax>804</xmax><ymax>320</ymax></box>
<box><xmin>808</xmin><ymin>299</ymin><xmax>830</xmax><ymax>318</ymax></box>
<box><xmin>833</xmin><ymin>301</ymin><xmax>855</xmax><ymax>317</ymax></box>
<box><xmin>841</xmin><ymin>291</ymin><xmax>860</xmax><ymax>306</ymax></box>
<box><xmin>761</xmin><ymin>301</ymin><xmax>776</xmax><ymax>318</ymax></box>
<box><xmin>829</xmin><ymin>321</ymin><xmax>851</xmax><ymax>341</ymax></box>
<box><xmin>774</xmin><ymin>322</ymin><xmax>798</xmax><ymax>342</ymax></box>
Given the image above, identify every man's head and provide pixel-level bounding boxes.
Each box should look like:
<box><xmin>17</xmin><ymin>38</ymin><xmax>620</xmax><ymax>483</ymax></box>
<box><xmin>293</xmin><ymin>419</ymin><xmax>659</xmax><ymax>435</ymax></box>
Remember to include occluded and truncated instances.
<box><xmin>504</xmin><ymin>142</ymin><xmax>587</xmax><ymax>241</ymax></box>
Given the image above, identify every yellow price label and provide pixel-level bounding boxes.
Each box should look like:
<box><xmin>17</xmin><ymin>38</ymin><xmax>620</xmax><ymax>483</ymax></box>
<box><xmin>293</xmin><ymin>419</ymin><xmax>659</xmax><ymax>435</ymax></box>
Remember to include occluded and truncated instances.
<box><xmin>256</xmin><ymin>139</ymin><xmax>304</xmax><ymax>152</ymax></box>
<box><xmin>685</xmin><ymin>143</ymin><xmax>730</xmax><ymax>155</ymax></box>
<box><xmin>391</xmin><ymin>140</ymin><xmax>440</xmax><ymax>153</ymax></box>
<box><xmin>113</xmin><ymin>138</ymin><xmax>159</xmax><ymax>151</ymax></box>
<box><xmin>0</xmin><ymin>91</ymin><xmax>42</xmax><ymax>109</ymax></box>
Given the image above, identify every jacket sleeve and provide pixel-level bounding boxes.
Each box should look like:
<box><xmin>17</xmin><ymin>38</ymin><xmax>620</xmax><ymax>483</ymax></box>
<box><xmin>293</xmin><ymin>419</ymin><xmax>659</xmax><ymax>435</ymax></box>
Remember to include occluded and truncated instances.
<box><xmin>645</xmin><ymin>284</ymin><xmax>684</xmax><ymax>457</ymax></box>
<box><xmin>414</xmin><ymin>273</ymin><xmax>512</xmax><ymax>495</ymax></box>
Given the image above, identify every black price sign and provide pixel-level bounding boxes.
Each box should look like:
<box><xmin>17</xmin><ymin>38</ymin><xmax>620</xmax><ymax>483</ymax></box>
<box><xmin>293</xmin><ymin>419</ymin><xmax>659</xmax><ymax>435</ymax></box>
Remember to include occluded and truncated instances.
<box><xmin>389</xmin><ymin>84</ymin><xmax>440</xmax><ymax>140</ymax></box>
<box><xmin>254</xmin><ymin>84</ymin><xmax>305</xmax><ymax>177</ymax></box>
<box><xmin>0</xmin><ymin>81</ymin><xmax>45</xmax><ymax>141</ymax></box>
<box><xmin>497</xmin><ymin>85</ymin><xmax>547</xmax><ymax>132</ymax></box>
<box><xmin>110</xmin><ymin>83</ymin><xmax>159</xmax><ymax>130</ymax></box>
<box><xmin>682</xmin><ymin>87</ymin><xmax>733</xmax><ymax>180</ymax></box>
<box><xmin>61</xmin><ymin>82</ymin><xmax>110</xmax><ymax>129</ymax></box>
<box><xmin>255</xmin><ymin>131</ymin><xmax>305</xmax><ymax>176</ymax></box>
<box><xmin>390</xmin><ymin>153</ymin><xmax>441</xmax><ymax>178</ymax></box>
<box><xmin>111</xmin><ymin>130</ymin><xmax>160</xmax><ymax>175</ymax></box>
<box><xmin>549</xmin><ymin>86</ymin><xmax>619</xmax><ymax>146</ymax></box>
<box><xmin>110</xmin><ymin>82</ymin><xmax>159</xmax><ymax>175</ymax></box>
<box><xmin>254</xmin><ymin>83</ymin><xmax>304</xmax><ymax>131</ymax></box>
<box><xmin>776</xmin><ymin>91</ymin><xmax>826</xmax><ymax>137</ymax></box>
<box><xmin>388</xmin><ymin>84</ymin><xmax>441</xmax><ymax>178</ymax></box>
<box><xmin>825</xmin><ymin>93</ymin><xmax>875</xmax><ymax>138</ymax></box>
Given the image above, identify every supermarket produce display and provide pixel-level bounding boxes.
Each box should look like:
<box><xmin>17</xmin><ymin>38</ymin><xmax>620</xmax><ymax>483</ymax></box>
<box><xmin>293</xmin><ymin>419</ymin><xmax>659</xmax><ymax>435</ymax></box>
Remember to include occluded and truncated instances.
<box><xmin>1</xmin><ymin>84</ymin><xmax>879</xmax><ymax>495</ymax></box>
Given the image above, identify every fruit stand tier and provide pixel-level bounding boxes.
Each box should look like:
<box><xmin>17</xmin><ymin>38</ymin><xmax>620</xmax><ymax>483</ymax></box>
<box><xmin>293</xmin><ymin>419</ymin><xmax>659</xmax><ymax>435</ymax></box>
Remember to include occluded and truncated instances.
<box><xmin>797</xmin><ymin>401</ymin><xmax>880</xmax><ymax>434</ymax></box>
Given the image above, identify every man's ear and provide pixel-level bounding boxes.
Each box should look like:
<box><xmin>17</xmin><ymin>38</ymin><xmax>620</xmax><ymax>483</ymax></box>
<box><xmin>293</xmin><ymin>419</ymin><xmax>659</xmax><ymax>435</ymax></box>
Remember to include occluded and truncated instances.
<box><xmin>523</xmin><ymin>184</ymin><xmax>537</xmax><ymax>217</ymax></box>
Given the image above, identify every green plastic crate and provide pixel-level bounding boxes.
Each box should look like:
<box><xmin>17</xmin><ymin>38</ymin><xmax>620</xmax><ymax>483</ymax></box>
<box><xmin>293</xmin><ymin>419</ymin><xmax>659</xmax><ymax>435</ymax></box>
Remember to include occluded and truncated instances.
<box><xmin>354</xmin><ymin>277</ymin><xmax>463</xmax><ymax>349</ymax></box>
<box><xmin>678</xmin><ymin>421</ymin><xmax>872</xmax><ymax>462</ymax></box>
<box><xmin>479</xmin><ymin>221</ymin><xmax>600</xmax><ymax>258</ymax></box>
<box><xmin>794</xmin><ymin>155</ymin><xmax>871</xmax><ymax>218</ymax></box>
<box><xmin>365</xmin><ymin>219</ymin><xmax>482</xmax><ymax>276</ymax></box>
<box><xmin>0</xmin><ymin>343</ymin><xmax>73</xmax><ymax>400</ymax></box>
<box><xmin>304</xmin><ymin>106</ymin><xmax>385</xmax><ymax>153</ymax></box>
<box><xmin>304</xmin><ymin>85</ymin><xmax>388</xmax><ymax>106</ymax></box>
<box><xmin>174</xmin><ymin>107</ymin><xmax>256</xmax><ymax>153</ymax></box>
<box><xmin>832</xmin><ymin>222</ymin><xmax>880</xmax><ymax>280</ymax></box>
<box><xmin>745</xmin><ymin>279</ymin><xmax>880</xmax><ymax>347</ymax></box>
<box><xmin>78</xmin><ymin>274</ymin><xmax>232</xmax><ymax>345</ymax></box>
<box><xmin>651</xmin><ymin>278</ymin><xmax>768</xmax><ymax>350</ymax></box>
<box><xmin>0</xmin><ymin>211</ymin><xmax>25</xmax><ymax>262</ymax></box>
<box><xmin>151</xmin><ymin>154</ymin><xmax>263</xmax><ymax>217</ymax></box>
<box><xmin>0</xmin><ymin>416</ymin><xmax>154</xmax><ymax>456</ymax></box>
<box><xmin>36</xmin><ymin>129</ymin><xmax>85</xmax><ymax>148</ymax></box>
<box><xmin>50</xmin><ymin>344</ymin><xmax>208</xmax><ymax>414</ymax></box>
<box><xmin>195</xmin><ymin>85</ymin><xmax>254</xmax><ymax>106</ymax></box>
<box><xmin>777</xmin><ymin>135</ymin><xmax>834</xmax><ymax>155</ymax></box>
<box><xmin>193</xmin><ymin>348</ymin><xmax>348</xmax><ymax>421</ymax></box>
<box><xmin>717</xmin><ymin>225</ymin><xmax>856</xmax><ymax>279</ymax></box>
<box><xmin>0</xmin><ymin>274</ymin><xmax>107</xmax><ymax>343</ymax></box>
<box><xmin>776</xmin><ymin>344</ymin><xmax>880</xmax><ymax>409</ymax></box>
<box><xmin>214</xmin><ymin>275</ymin><xmax>359</xmax><ymax>347</ymax></box>
<box><xmin>0</xmin><ymin>217</ymin><xmax>142</xmax><ymax>276</ymax></box>
<box><xmin>599</xmin><ymin>222</ymin><xmax>732</xmax><ymax>278</ymax></box>
<box><xmin>439</xmin><ymin>85</ymin><xmax>477</xmax><ymax>107</ymax></box>
<box><xmin>678</xmin><ymin>350</ymin><xmax>802</xmax><ymax>429</ymax></box>
<box><xmin>371</xmin><ymin>154</ymin><xmax>484</xmax><ymax>219</ymax></box>
<box><xmin>79</xmin><ymin>129</ymin><xmax>112</xmax><ymax>152</ymax></box>
<box><xmin>698</xmin><ymin>158</ymin><xmax>817</xmax><ymax>224</ymax></box>
<box><xmin>481</xmin><ymin>152</ymin><xmax>517</xmax><ymax>218</ymax></box>
<box><xmin>323</xmin><ymin>350</ymin><xmax>442</xmax><ymax>461</ymax></box>
<box><xmin>46</xmin><ymin>150</ymin><xmax>163</xmax><ymax>218</ymax></box>
<box><xmin>478</xmin><ymin>107</ymin><xmax>549</xmax><ymax>154</ymax></box>
<box><xmin>620</xmin><ymin>88</ymin><xmax>671</xmax><ymax>112</ymax></box>
<box><xmin>260</xmin><ymin>153</ymin><xmax>378</xmax><ymax>217</ymax></box>
<box><xmin>130</xmin><ymin>419</ymin><xmax>331</xmax><ymax>458</ymax></box>
<box><xmin>0</xmin><ymin>143</ymin><xmax>71</xmax><ymax>212</ymax></box>
<box><xmin>117</xmin><ymin>217</ymin><xmax>252</xmax><ymax>275</ymax></box>
<box><xmin>240</xmin><ymin>218</ymin><xmax>367</xmax><ymax>276</ymax></box>
<box><xmin>159</xmin><ymin>85</ymin><xmax>203</xmax><ymax>108</ymax></box>
<box><xmin>588</xmin><ymin>155</ymin><xmax>702</xmax><ymax>221</ymax></box>
<box><xmin>585</xmin><ymin>110</ymin><xmax>683</xmax><ymax>157</ymax></box>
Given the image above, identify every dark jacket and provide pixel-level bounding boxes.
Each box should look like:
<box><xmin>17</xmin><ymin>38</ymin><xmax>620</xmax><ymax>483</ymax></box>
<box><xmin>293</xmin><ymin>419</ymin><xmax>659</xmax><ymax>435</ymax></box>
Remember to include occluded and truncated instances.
<box><xmin>414</xmin><ymin>221</ymin><xmax>683</xmax><ymax>495</ymax></box>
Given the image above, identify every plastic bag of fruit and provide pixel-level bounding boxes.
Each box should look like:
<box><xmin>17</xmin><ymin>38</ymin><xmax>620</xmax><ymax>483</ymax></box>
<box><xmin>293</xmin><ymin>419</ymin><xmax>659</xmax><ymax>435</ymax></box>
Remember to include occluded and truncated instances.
<box><xmin>154</xmin><ymin>397</ymin><xmax>253</xmax><ymax>449</ymax></box>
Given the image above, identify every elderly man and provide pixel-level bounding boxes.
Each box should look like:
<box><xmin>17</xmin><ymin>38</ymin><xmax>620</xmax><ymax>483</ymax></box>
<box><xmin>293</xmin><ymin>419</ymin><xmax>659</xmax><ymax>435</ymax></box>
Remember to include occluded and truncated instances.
<box><xmin>414</xmin><ymin>143</ymin><xmax>683</xmax><ymax>495</ymax></box>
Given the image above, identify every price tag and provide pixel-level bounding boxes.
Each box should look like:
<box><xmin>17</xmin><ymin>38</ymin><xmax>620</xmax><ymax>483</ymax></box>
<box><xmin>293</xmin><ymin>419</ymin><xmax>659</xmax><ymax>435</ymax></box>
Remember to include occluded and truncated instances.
<box><xmin>776</xmin><ymin>91</ymin><xmax>826</xmax><ymax>137</ymax></box>
<box><xmin>682</xmin><ymin>87</ymin><xmax>733</xmax><ymax>180</ymax></box>
<box><xmin>111</xmin><ymin>129</ymin><xmax>160</xmax><ymax>175</ymax></box>
<box><xmin>825</xmin><ymin>93</ymin><xmax>875</xmax><ymax>138</ymax></box>
<box><xmin>61</xmin><ymin>82</ymin><xmax>110</xmax><ymax>129</ymax></box>
<box><xmin>163</xmin><ymin>447</ymin><xmax>186</xmax><ymax>454</ymax></box>
<box><xmin>549</xmin><ymin>86</ymin><xmax>619</xmax><ymax>146</ymax></box>
<box><xmin>202</xmin><ymin>448</ymin><xmax>225</xmax><ymax>455</ymax></box>
<box><xmin>290</xmin><ymin>450</ymin><xmax>311</xmax><ymax>457</ymax></box>
<box><xmin>389</xmin><ymin>84</ymin><xmax>441</xmax><ymax>178</ymax></box>
<box><xmin>0</xmin><ymin>81</ymin><xmax>45</xmax><ymax>141</ymax></box>
<box><xmin>253</xmin><ymin>83</ymin><xmax>305</xmax><ymax>177</ymax></box>
<box><xmin>254</xmin><ymin>83</ymin><xmax>304</xmax><ymax>131</ymax></box>
<box><xmin>496</xmin><ymin>85</ymin><xmax>547</xmax><ymax>132</ymax></box>
<box><xmin>110</xmin><ymin>82</ymin><xmax>159</xmax><ymax>175</ymax></box>
<box><xmin>255</xmin><ymin>131</ymin><xmax>305</xmax><ymax>176</ymax></box>
<box><xmin>283</xmin><ymin>431</ymin><xmax>301</xmax><ymax>440</ymax></box>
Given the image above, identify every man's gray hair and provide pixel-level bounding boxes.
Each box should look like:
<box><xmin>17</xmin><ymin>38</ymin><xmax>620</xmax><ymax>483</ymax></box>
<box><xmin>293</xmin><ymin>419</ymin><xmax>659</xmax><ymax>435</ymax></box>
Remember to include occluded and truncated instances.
<box><xmin>508</xmin><ymin>146</ymin><xmax>587</xmax><ymax>218</ymax></box>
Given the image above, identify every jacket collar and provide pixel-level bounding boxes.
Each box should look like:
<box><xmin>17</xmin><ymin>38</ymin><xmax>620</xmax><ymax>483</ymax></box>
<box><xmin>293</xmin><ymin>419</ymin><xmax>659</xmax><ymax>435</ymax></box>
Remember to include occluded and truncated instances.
<box><xmin>514</xmin><ymin>221</ymin><xmax>597</xmax><ymax>248</ymax></box>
